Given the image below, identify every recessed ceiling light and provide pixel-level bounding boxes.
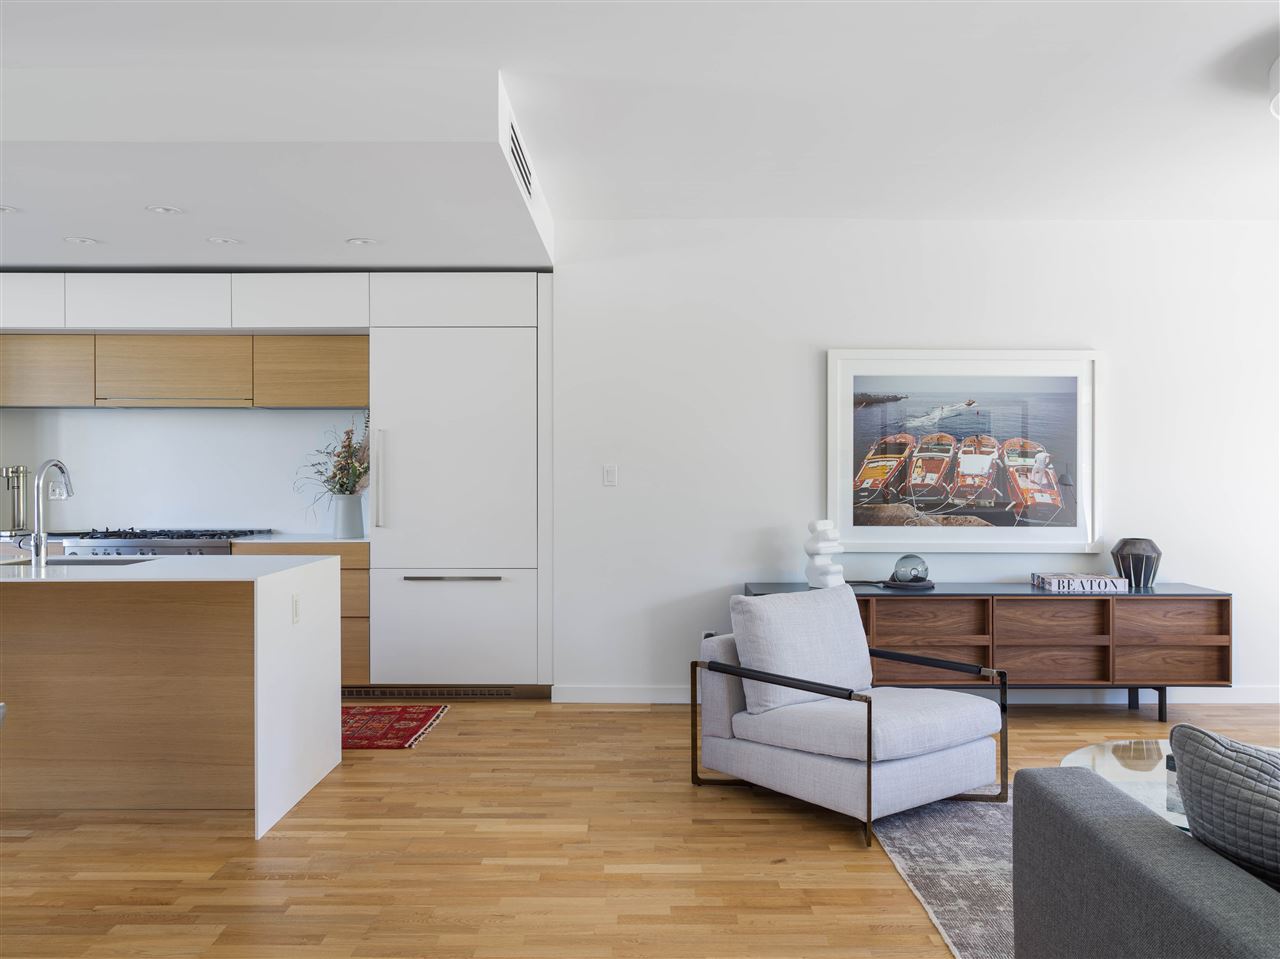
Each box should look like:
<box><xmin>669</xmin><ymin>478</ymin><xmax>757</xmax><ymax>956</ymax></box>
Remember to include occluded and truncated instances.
<box><xmin>146</xmin><ymin>205</ymin><xmax>185</xmax><ymax>215</ymax></box>
<box><xmin>63</xmin><ymin>236</ymin><xmax>100</xmax><ymax>245</ymax></box>
<box><xmin>206</xmin><ymin>236</ymin><xmax>242</xmax><ymax>245</ymax></box>
<box><xmin>0</xmin><ymin>206</ymin><xmax>17</xmax><ymax>214</ymax></box>
<box><xmin>345</xmin><ymin>237</ymin><xmax>378</xmax><ymax>246</ymax></box>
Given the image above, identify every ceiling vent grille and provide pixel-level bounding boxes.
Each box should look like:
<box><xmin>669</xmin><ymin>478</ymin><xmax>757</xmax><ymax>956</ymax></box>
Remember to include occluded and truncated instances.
<box><xmin>508</xmin><ymin>123</ymin><xmax>534</xmax><ymax>197</ymax></box>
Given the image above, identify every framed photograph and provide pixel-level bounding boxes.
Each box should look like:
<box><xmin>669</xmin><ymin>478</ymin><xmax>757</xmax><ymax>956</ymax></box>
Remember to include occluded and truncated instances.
<box><xmin>827</xmin><ymin>349</ymin><xmax>1097</xmax><ymax>553</ymax></box>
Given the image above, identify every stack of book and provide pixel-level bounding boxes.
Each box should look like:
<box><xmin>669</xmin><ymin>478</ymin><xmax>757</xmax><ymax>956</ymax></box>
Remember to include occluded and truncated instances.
<box><xmin>1032</xmin><ymin>572</ymin><xmax>1129</xmax><ymax>593</ymax></box>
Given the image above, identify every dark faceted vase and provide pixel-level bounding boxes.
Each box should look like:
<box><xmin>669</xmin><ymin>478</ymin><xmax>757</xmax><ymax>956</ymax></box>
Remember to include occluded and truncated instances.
<box><xmin>1111</xmin><ymin>538</ymin><xmax>1162</xmax><ymax>590</ymax></box>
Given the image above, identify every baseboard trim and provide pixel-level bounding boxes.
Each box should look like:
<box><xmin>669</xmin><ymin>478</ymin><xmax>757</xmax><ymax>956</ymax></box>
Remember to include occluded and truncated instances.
<box><xmin>551</xmin><ymin>685</ymin><xmax>687</xmax><ymax>704</ymax></box>
<box><xmin>550</xmin><ymin>684</ymin><xmax>1280</xmax><ymax>706</ymax></box>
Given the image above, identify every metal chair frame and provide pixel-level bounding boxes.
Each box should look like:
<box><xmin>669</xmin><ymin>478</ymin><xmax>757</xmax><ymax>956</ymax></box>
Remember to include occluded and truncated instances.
<box><xmin>690</xmin><ymin>648</ymin><xmax>1009</xmax><ymax>846</ymax></box>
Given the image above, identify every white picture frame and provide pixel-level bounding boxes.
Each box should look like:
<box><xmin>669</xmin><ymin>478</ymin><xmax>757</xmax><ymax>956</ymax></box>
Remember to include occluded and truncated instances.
<box><xmin>827</xmin><ymin>349</ymin><xmax>1098</xmax><ymax>553</ymax></box>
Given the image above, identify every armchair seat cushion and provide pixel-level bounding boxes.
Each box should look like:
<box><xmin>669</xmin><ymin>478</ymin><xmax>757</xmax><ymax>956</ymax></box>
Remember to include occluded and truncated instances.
<box><xmin>730</xmin><ymin>686</ymin><xmax>1000</xmax><ymax>762</ymax></box>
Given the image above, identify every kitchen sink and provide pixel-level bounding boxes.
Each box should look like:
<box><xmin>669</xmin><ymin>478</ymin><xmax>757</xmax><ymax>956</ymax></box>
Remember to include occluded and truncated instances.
<box><xmin>2</xmin><ymin>557</ymin><xmax>155</xmax><ymax>567</ymax></box>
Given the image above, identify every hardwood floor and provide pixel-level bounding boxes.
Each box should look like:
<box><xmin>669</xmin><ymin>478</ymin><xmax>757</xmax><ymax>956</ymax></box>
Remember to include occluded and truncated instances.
<box><xmin>3</xmin><ymin>703</ymin><xmax>1277</xmax><ymax>958</ymax></box>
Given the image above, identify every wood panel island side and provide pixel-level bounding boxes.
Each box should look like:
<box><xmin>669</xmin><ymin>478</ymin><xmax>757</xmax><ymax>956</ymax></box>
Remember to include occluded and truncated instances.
<box><xmin>0</xmin><ymin>555</ymin><xmax>342</xmax><ymax>838</ymax></box>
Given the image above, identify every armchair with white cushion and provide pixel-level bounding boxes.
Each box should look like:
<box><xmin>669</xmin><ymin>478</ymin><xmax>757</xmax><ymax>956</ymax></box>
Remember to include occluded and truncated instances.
<box><xmin>692</xmin><ymin>585</ymin><xmax>1007</xmax><ymax>845</ymax></box>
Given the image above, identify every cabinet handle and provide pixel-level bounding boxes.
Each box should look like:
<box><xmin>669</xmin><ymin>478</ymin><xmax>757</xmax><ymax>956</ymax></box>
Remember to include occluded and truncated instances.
<box><xmin>373</xmin><ymin>428</ymin><xmax>386</xmax><ymax>528</ymax></box>
<box><xmin>402</xmin><ymin>575</ymin><xmax>504</xmax><ymax>582</ymax></box>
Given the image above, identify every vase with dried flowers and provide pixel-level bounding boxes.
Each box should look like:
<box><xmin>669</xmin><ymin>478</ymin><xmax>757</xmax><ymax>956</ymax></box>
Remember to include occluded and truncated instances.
<box><xmin>298</xmin><ymin>415</ymin><xmax>370</xmax><ymax>538</ymax></box>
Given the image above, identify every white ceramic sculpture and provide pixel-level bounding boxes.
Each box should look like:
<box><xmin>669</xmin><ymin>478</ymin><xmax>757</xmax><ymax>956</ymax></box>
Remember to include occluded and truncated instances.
<box><xmin>804</xmin><ymin>519</ymin><xmax>845</xmax><ymax>588</ymax></box>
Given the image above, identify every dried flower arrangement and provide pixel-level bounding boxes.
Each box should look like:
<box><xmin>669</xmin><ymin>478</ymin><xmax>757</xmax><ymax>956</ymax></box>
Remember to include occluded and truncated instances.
<box><xmin>298</xmin><ymin>414</ymin><xmax>371</xmax><ymax>504</ymax></box>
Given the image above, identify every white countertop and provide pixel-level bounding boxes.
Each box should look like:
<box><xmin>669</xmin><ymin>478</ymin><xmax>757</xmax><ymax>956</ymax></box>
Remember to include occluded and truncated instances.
<box><xmin>0</xmin><ymin>554</ymin><xmax>336</xmax><ymax>582</ymax></box>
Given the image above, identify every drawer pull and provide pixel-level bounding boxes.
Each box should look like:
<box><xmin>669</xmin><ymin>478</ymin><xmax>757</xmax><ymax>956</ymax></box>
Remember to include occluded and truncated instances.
<box><xmin>402</xmin><ymin>575</ymin><xmax>504</xmax><ymax>582</ymax></box>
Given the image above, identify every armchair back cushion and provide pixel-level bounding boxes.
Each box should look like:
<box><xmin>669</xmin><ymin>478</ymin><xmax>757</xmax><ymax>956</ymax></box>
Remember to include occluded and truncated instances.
<box><xmin>729</xmin><ymin>586</ymin><xmax>872</xmax><ymax>714</ymax></box>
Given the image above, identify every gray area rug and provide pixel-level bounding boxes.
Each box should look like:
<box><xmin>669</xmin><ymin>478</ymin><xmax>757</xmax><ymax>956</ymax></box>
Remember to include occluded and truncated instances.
<box><xmin>875</xmin><ymin>794</ymin><xmax>1014</xmax><ymax>959</ymax></box>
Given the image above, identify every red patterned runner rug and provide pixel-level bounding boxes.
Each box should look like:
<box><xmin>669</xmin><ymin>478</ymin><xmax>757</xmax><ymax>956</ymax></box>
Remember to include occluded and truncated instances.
<box><xmin>341</xmin><ymin>704</ymin><xmax>449</xmax><ymax>749</ymax></box>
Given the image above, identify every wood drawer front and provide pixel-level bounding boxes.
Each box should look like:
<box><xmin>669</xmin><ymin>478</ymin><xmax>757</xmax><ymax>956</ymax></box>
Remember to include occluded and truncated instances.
<box><xmin>96</xmin><ymin>335</ymin><xmax>252</xmax><ymax>403</ymax></box>
<box><xmin>370</xmin><ymin>569</ymin><xmax>537</xmax><ymax>684</ymax></box>
<box><xmin>996</xmin><ymin>645</ymin><xmax>1108</xmax><ymax>684</ymax></box>
<box><xmin>872</xmin><ymin>643</ymin><xmax>991</xmax><ymax>686</ymax></box>
<box><xmin>252</xmin><ymin>335</ymin><xmax>369</xmax><ymax>408</ymax></box>
<box><xmin>230</xmin><ymin>541</ymin><xmax>369</xmax><ymax>569</ymax></box>
<box><xmin>341</xmin><ymin>618</ymin><xmax>370</xmax><ymax>685</ymax></box>
<box><xmin>1114</xmin><ymin>598</ymin><xmax>1228</xmax><ymax>637</ymax></box>
<box><xmin>1114</xmin><ymin>646</ymin><xmax>1229</xmax><ymax>685</ymax></box>
<box><xmin>874</xmin><ymin>597</ymin><xmax>988</xmax><ymax>636</ymax></box>
<box><xmin>341</xmin><ymin>570</ymin><xmax>369</xmax><ymax>617</ymax></box>
<box><xmin>994</xmin><ymin>598</ymin><xmax>1108</xmax><ymax>640</ymax></box>
<box><xmin>0</xmin><ymin>334</ymin><xmax>95</xmax><ymax>407</ymax></box>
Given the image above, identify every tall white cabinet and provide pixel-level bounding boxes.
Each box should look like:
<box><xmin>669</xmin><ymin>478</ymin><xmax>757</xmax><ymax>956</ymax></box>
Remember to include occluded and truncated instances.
<box><xmin>368</xmin><ymin>272</ymin><xmax>550</xmax><ymax>686</ymax></box>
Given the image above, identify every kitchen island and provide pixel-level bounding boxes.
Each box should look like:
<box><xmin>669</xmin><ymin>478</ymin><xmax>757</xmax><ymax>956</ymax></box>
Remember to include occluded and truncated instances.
<box><xmin>0</xmin><ymin>555</ymin><xmax>341</xmax><ymax>838</ymax></box>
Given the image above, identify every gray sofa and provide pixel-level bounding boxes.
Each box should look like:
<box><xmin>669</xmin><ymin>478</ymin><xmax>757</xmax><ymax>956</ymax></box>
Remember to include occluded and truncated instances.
<box><xmin>1013</xmin><ymin>767</ymin><xmax>1280</xmax><ymax>959</ymax></box>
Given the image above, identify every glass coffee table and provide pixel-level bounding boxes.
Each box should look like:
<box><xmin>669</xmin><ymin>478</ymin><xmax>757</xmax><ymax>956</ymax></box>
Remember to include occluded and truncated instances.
<box><xmin>1060</xmin><ymin>739</ymin><xmax>1188</xmax><ymax>830</ymax></box>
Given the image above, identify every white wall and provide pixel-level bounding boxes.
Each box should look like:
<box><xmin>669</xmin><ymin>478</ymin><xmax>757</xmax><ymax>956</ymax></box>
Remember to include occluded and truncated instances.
<box><xmin>0</xmin><ymin>408</ymin><xmax>368</xmax><ymax>533</ymax></box>
<box><xmin>551</xmin><ymin>219</ymin><xmax>1279</xmax><ymax>704</ymax></box>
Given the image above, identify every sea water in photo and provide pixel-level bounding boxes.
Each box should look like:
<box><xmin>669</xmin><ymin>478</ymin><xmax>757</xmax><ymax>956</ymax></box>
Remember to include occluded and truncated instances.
<box><xmin>852</xmin><ymin>375</ymin><xmax>1078</xmax><ymax>528</ymax></box>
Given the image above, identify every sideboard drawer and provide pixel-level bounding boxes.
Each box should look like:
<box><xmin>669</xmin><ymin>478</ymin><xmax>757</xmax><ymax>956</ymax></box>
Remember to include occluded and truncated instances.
<box><xmin>996</xmin><ymin>645</ymin><xmax>1109</xmax><ymax>684</ymax></box>
<box><xmin>994</xmin><ymin>597</ymin><xmax>1108</xmax><ymax>640</ymax></box>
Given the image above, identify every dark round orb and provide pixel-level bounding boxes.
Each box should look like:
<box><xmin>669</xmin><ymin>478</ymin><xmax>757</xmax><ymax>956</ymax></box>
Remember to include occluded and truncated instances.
<box><xmin>892</xmin><ymin>554</ymin><xmax>929</xmax><ymax>583</ymax></box>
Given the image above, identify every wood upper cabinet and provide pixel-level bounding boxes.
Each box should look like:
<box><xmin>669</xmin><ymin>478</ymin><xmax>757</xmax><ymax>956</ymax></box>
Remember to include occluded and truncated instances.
<box><xmin>232</xmin><ymin>274</ymin><xmax>369</xmax><ymax>329</ymax></box>
<box><xmin>66</xmin><ymin>274</ymin><xmax>231</xmax><ymax>329</ymax></box>
<box><xmin>0</xmin><ymin>274</ymin><xmax>65</xmax><ymax>329</ymax></box>
<box><xmin>252</xmin><ymin>335</ymin><xmax>368</xmax><ymax>408</ymax></box>
<box><xmin>0</xmin><ymin>334</ymin><xmax>95</xmax><ymax>407</ymax></box>
<box><xmin>95</xmin><ymin>335</ymin><xmax>253</xmax><ymax>406</ymax></box>
<box><xmin>370</xmin><ymin>273</ymin><xmax>536</xmax><ymax>327</ymax></box>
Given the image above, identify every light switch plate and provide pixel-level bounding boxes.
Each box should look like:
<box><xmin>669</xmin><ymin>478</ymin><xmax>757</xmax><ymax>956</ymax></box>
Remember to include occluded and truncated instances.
<box><xmin>603</xmin><ymin>464</ymin><xmax>618</xmax><ymax>487</ymax></box>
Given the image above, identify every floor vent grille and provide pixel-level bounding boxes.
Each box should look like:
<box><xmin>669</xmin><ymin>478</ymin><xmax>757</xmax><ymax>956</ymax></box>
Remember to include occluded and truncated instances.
<box><xmin>344</xmin><ymin>686</ymin><xmax>517</xmax><ymax>699</ymax></box>
<box><xmin>508</xmin><ymin>123</ymin><xmax>533</xmax><ymax>197</ymax></box>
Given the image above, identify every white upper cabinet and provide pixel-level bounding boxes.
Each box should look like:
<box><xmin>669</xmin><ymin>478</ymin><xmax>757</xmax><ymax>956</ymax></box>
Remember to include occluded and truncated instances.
<box><xmin>232</xmin><ymin>273</ymin><xmax>369</xmax><ymax>329</ymax></box>
<box><xmin>370</xmin><ymin>272</ymin><xmax>537</xmax><ymax>327</ymax></box>
<box><xmin>0</xmin><ymin>273</ymin><xmax>65</xmax><ymax>329</ymax></box>
<box><xmin>66</xmin><ymin>273</ymin><xmax>231</xmax><ymax>329</ymax></box>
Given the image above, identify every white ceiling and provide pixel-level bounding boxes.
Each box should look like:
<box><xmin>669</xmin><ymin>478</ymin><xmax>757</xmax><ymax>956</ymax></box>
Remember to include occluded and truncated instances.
<box><xmin>1</xmin><ymin>1</ymin><xmax>1276</xmax><ymax>268</ymax></box>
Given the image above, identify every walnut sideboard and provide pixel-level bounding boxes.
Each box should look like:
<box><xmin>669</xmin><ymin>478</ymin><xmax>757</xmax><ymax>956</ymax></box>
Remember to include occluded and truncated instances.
<box><xmin>743</xmin><ymin>582</ymin><xmax>1232</xmax><ymax>721</ymax></box>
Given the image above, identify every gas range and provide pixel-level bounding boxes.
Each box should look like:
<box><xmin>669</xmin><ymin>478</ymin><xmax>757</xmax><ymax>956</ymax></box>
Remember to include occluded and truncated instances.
<box><xmin>59</xmin><ymin>528</ymin><xmax>271</xmax><ymax>557</ymax></box>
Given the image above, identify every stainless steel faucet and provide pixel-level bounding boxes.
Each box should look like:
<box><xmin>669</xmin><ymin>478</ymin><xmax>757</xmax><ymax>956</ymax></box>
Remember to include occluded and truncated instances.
<box><xmin>31</xmin><ymin>459</ymin><xmax>74</xmax><ymax>568</ymax></box>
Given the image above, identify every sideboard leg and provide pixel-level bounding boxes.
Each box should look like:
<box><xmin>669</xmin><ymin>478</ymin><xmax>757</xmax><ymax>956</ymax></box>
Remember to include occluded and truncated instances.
<box><xmin>1157</xmin><ymin>687</ymin><xmax>1168</xmax><ymax>723</ymax></box>
<box><xmin>1127</xmin><ymin>688</ymin><xmax>1139</xmax><ymax>710</ymax></box>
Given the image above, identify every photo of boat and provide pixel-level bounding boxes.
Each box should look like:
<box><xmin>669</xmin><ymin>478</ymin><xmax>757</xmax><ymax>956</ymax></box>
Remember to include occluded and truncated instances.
<box><xmin>902</xmin><ymin>398</ymin><xmax>976</xmax><ymax>429</ymax></box>
<box><xmin>848</xmin><ymin>376</ymin><xmax>1079</xmax><ymax>529</ymax></box>
<box><xmin>1000</xmin><ymin>437</ymin><xmax>1064</xmax><ymax>523</ymax></box>
<box><xmin>900</xmin><ymin>432</ymin><xmax>956</xmax><ymax>505</ymax></box>
<box><xmin>853</xmin><ymin>432</ymin><xmax>916</xmax><ymax>503</ymax></box>
<box><xmin>948</xmin><ymin>434</ymin><xmax>1000</xmax><ymax>507</ymax></box>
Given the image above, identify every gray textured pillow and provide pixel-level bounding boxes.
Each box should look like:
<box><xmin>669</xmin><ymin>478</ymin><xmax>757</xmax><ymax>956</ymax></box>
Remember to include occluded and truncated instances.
<box><xmin>728</xmin><ymin>586</ymin><xmax>872</xmax><ymax>714</ymax></box>
<box><xmin>1170</xmin><ymin>723</ymin><xmax>1280</xmax><ymax>891</ymax></box>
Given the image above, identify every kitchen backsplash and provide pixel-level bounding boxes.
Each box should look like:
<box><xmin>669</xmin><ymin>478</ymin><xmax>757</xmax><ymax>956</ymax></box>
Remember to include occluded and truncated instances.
<box><xmin>0</xmin><ymin>407</ymin><xmax>369</xmax><ymax>533</ymax></box>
